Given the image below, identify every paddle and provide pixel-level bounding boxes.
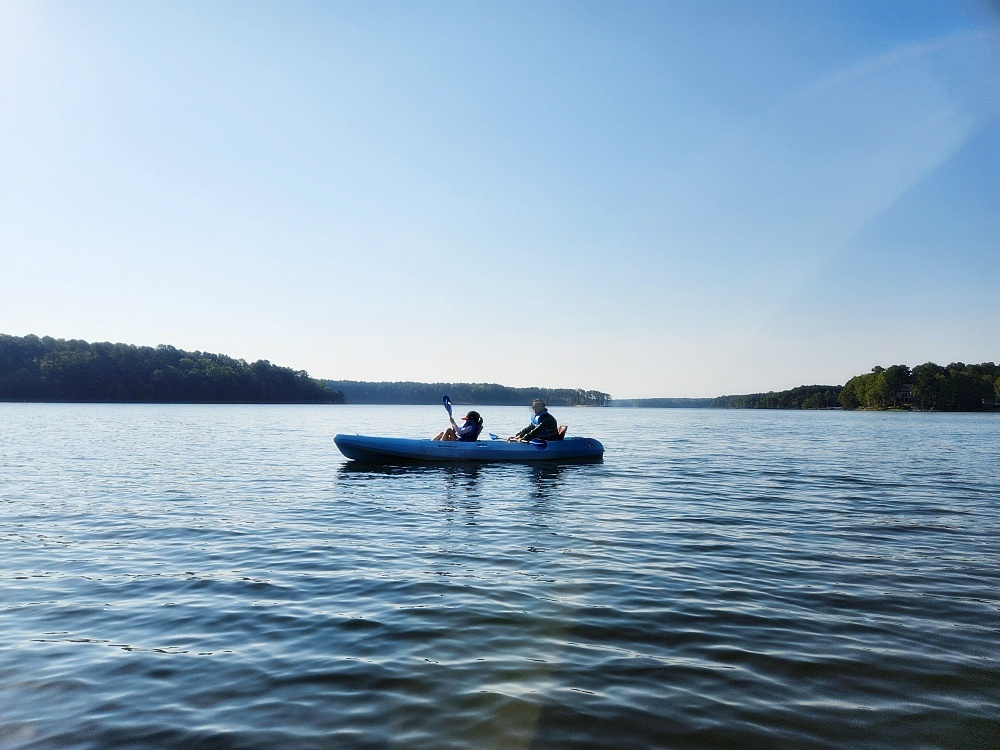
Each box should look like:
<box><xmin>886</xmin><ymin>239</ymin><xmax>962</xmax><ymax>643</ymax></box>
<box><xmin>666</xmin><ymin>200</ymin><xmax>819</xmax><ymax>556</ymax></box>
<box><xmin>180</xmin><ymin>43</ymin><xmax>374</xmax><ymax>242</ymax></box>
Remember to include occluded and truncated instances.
<box><xmin>443</xmin><ymin>395</ymin><xmax>453</xmax><ymax>419</ymax></box>
<box><xmin>490</xmin><ymin>432</ymin><xmax>546</xmax><ymax>449</ymax></box>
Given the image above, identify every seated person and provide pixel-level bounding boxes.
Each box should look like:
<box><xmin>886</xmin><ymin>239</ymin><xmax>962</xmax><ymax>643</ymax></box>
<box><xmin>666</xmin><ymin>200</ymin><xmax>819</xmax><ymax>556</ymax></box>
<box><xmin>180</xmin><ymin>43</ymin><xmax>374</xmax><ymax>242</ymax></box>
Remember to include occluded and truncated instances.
<box><xmin>433</xmin><ymin>410</ymin><xmax>484</xmax><ymax>442</ymax></box>
<box><xmin>508</xmin><ymin>399</ymin><xmax>562</xmax><ymax>442</ymax></box>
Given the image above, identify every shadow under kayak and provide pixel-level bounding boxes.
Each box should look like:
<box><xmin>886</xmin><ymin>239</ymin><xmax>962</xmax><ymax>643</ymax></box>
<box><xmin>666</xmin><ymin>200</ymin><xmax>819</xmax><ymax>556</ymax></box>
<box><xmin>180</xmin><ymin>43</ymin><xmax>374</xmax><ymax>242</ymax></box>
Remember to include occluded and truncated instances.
<box><xmin>334</xmin><ymin>434</ymin><xmax>604</xmax><ymax>463</ymax></box>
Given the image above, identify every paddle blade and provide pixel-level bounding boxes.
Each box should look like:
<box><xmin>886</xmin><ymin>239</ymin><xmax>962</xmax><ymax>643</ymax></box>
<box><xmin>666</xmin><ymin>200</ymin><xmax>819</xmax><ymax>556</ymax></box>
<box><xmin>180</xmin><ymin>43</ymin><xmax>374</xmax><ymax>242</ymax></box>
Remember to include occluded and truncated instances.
<box><xmin>488</xmin><ymin>433</ymin><xmax>500</xmax><ymax>441</ymax></box>
<box><xmin>443</xmin><ymin>395</ymin><xmax>452</xmax><ymax>417</ymax></box>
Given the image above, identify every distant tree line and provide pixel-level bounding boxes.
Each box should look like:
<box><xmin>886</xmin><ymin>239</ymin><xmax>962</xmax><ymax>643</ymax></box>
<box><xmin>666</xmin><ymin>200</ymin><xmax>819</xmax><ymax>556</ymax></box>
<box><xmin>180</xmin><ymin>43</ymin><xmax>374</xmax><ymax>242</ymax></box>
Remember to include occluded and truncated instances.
<box><xmin>325</xmin><ymin>380</ymin><xmax>611</xmax><ymax>407</ymax></box>
<box><xmin>611</xmin><ymin>398</ymin><xmax>713</xmax><ymax>408</ymax></box>
<box><xmin>709</xmin><ymin>385</ymin><xmax>843</xmax><ymax>410</ymax></box>
<box><xmin>839</xmin><ymin>362</ymin><xmax>999</xmax><ymax>411</ymax></box>
<box><xmin>0</xmin><ymin>334</ymin><xmax>344</xmax><ymax>404</ymax></box>
<box><xmin>8</xmin><ymin>333</ymin><xmax>992</xmax><ymax>413</ymax></box>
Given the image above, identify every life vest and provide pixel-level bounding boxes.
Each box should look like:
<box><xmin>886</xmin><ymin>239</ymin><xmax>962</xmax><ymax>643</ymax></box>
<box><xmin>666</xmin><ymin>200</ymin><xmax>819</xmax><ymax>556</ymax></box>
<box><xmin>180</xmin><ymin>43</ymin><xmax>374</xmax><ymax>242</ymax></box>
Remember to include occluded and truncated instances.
<box><xmin>531</xmin><ymin>410</ymin><xmax>559</xmax><ymax>440</ymax></box>
<box><xmin>456</xmin><ymin>418</ymin><xmax>483</xmax><ymax>441</ymax></box>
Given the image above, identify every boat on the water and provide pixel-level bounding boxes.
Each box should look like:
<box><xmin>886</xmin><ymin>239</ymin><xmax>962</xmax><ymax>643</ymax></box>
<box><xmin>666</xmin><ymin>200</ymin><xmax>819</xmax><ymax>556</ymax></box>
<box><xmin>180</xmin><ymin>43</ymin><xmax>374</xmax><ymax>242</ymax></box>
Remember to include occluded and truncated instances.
<box><xmin>334</xmin><ymin>434</ymin><xmax>604</xmax><ymax>463</ymax></box>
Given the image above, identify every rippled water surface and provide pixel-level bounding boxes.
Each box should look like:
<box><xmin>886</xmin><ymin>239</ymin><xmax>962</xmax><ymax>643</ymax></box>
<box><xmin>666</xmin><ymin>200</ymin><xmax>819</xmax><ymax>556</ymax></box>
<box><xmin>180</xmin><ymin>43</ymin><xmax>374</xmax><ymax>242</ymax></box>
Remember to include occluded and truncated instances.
<box><xmin>1</xmin><ymin>404</ymin><xmax>997</xmax><ymax>749</ymax></box>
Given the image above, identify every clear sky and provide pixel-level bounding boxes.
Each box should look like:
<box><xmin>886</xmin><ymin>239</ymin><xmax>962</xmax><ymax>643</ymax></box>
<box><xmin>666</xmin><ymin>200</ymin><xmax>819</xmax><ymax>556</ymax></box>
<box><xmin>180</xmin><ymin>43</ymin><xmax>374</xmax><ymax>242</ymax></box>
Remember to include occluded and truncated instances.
<box><xmin>2</xmin><ymin>1</ymin><xmax>998</xmax><ymax>398</ymax></box>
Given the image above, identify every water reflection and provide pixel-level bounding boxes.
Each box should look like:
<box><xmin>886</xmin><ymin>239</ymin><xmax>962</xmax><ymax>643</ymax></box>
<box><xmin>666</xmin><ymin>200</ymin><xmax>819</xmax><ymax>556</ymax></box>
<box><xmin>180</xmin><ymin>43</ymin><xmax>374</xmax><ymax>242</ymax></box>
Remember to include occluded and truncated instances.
<box><xmin>336</xmin><ymin>458</ymin><xmax>598</xmax><ymax>485</ymax></box>
<box><xmin>437</xmin><ymin>466</ymin><xmax>484</xmax><ymax>525</ymax></box>
<box><xmin>335</xmin><ymin>461</ymin><xmax>427</xmax><ymax>478</ymax></box>
<box><xmin>528</xmin><ymin>462</ymin><xmax>566</xmax><ymax>501</ymax></box>
<box><xmin>336</xmin><ymin>459</ymin><xmax>601</xmax><ymax>499</ymax></box>
<box><xmin>336</xmin><ymin>461</ymin><xmax>486</xmax><ymax>522</ymax></box>
<box><xmin>334</xmin><ymin>459</ymin><xmax>604</xmax><ymax>532</ymax></box>
<box><xmin>441</xmin><ymin>464</ymin><xmax>483</xmax><ymax>496</ymax></box>
<box><xmin>336</xmin><ymin>461</ymin><xmax>483</xmax><ymax>488</ymax></box>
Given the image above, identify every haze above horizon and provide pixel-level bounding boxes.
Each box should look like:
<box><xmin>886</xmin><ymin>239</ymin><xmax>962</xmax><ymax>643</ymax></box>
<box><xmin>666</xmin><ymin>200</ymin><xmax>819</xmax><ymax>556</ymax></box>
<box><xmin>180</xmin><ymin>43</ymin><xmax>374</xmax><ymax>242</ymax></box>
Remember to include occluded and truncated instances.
<box><xmin>2</xmin><ymin>1</ymin><xmax>998</xmax><ymax>398</ymax></box>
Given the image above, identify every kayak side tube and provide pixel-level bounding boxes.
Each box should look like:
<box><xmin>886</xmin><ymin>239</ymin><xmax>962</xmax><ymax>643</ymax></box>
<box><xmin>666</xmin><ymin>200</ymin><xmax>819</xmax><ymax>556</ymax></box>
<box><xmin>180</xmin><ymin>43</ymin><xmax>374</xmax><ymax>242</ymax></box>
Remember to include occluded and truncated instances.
<box><xmin>334</xmin><ymin>435</ymin><xmax>604</xmax><ymax>463</ymax></box>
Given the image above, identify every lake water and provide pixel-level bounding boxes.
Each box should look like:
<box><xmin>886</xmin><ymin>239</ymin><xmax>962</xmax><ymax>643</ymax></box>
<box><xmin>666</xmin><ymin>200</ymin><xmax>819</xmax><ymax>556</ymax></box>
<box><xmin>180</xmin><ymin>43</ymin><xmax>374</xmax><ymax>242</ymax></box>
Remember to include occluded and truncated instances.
<box><xmin>0</xmin><ymin>404</ymin><xmax>997</xmax><ymax>749</ymax></box>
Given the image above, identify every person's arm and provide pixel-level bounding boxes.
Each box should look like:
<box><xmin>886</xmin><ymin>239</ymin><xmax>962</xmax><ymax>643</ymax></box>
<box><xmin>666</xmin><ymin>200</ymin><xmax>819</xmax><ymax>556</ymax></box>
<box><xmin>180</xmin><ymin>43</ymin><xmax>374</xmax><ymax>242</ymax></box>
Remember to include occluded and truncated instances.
<box><xmin>514</xmin><ymin>424</ymin><xmax>538</xmax><ymax>441</ymax></box>
<box><xmin>508</xmin><ymin>424</ymin><xmax>530</xmax><ymax>441</ymax></box>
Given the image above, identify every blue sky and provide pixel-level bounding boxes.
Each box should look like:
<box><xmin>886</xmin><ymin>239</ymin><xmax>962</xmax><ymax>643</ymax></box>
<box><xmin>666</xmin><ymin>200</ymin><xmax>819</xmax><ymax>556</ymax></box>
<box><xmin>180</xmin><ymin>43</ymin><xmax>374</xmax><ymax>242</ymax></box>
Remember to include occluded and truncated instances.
<box><xmin>2</xmin><ymin>1</ymin><xmax>997</xmax><ymax>398</ymax></box>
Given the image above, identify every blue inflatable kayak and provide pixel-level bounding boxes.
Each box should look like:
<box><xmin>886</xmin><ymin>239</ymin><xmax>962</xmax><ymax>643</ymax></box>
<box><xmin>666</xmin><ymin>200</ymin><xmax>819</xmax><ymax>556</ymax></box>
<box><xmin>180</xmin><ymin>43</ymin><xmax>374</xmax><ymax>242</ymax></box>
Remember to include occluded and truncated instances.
<box><xmin>334</xmin><ymin>434</ymin><xmax>604</xmax><ymax>463</ymax></box>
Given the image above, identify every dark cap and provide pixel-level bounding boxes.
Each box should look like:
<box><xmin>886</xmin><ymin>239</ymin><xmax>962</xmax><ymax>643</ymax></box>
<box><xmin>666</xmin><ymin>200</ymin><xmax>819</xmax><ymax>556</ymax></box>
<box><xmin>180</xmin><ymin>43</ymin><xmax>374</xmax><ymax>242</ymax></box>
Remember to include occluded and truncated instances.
<box><xmin>461</xmin><ymin>411</ymin><xmax>482</xmax><ymax>423</ymax></box>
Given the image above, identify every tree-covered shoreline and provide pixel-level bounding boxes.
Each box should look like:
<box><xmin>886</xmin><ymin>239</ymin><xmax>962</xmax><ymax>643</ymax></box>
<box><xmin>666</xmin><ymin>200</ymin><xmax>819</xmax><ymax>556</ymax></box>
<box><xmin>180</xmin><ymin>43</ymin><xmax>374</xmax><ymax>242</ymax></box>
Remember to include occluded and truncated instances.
<box><xmin>698</xmin><ymin>362</ymin><xmax>998</xmax><ymax>412</ymax></box>
<box><xmin>324</xmin><ymin>380</ymin><xmax>611</xmax><ymax>407</ymax></box>
<box><xmin>612</xmin><ymin>398</ymin><xmax>713</xmax><ymax>408</ymax></box>
<box><xmin>3</xmin><ymin>334</ymin><xmax>995</xmax><ymax>412</ymax></box>
<box><xmin>838</xmin><ymin>362</ymin><xmax>999</xmax><ymax>412</ymax></box>
<box><xmin>0</xmin><ymin>334</ymin><xmax>344</xmax><ymax>404</ymax></box>
<box><xmin>709</xmin><ymin>385</ymin><xmax>844</xmax><ymax>410</ymax></box>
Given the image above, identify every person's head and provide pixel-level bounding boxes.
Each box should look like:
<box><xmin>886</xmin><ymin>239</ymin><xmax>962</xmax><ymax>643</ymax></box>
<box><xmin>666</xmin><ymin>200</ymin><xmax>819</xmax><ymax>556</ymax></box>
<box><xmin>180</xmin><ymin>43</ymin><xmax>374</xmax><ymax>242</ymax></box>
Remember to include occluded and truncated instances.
<box><xmin>462</xmin><ymin>410</ymin><xmax>483</xmax><ymax>426</ymax></box>
<box><xmin>531</xmin><ymin>399</ymin><xmax>546</xmax><ymax>414</ymax></box>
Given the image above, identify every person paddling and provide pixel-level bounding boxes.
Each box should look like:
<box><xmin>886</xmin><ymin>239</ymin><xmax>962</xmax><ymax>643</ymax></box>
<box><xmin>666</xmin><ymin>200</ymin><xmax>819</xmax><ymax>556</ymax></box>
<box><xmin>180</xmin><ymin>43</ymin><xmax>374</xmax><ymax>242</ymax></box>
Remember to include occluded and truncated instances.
<box><xmin>508</xmin><ymin>399</ymin><xmax>562</xmax><ymax>442</ymax></box>
<box><xmin>433</xmin><ymin>410</ymin><xmax>484</xmax><ymax>442</ymax></box>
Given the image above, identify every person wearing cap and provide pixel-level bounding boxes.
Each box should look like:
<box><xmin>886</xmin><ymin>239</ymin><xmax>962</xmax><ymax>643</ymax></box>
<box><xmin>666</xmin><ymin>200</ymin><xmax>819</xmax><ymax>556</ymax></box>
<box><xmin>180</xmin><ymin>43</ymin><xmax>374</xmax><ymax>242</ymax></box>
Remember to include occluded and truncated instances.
<box><xmin>509</xmin><ymin>399</ymin><xmax>562</xmax><ymax>442</ymax></box>
<box><xmin>433</xmin><ymin>410</ymin><xmax>484</xmax><ymax>442</ymax></box>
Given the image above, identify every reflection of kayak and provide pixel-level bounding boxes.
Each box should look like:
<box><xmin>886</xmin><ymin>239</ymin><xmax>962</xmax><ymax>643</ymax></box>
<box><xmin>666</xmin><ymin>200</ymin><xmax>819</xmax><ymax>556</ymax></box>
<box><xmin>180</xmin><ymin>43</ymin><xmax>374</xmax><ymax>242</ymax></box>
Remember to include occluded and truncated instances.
<box><xmin>334</xmin><ymin>434</ymin><xmax>604</xmax><ymax>463</ymax></box>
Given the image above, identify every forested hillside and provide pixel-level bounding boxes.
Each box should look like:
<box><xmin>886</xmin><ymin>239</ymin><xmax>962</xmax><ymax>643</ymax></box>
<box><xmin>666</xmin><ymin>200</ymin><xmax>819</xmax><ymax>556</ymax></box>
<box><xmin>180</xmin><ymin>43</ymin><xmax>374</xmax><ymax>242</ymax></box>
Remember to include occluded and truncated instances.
<box><xmin>0</xmin><ymin>334</ymin><xmax>344</xmax><ymax>404</ymax></box>
<box><xmin>611</xmin><ymin>398</ymin><xmax>713</xmax><ymax>408</ymax></box>
<box><xmin>6</xmin><ymin>333</ymin><xmax>993</xmax><ymax>412</ymax></box>
<box><xmin>698</xmin><ymin>362</ymin><xmax>998</xmax><ymax>411</ymax></box>
<box><xmin>325</xmin><ymin>380</ymin><xmax>611</xmax><ymax>406</ymax></box>
<box><xmin>710</xmin><ymin>385</ymin><xmax>843</xmax><ymax>410</ymax></box>
<box><xmin>839</xmin><ymin>363</ymin><xmax>999</xmax><ymax>411</ymax></box>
